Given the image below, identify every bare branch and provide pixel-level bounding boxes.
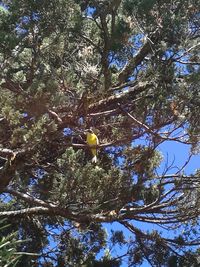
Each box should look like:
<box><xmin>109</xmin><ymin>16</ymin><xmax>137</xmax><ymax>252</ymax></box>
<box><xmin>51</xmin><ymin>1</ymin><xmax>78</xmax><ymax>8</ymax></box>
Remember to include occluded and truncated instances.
<box><xmin>0</xmin><ymin>207</ymin><xmax>50</xmax><ymax>217</ymax></box>
<box><xmin>175</xmin><ymin>43</ymin><xmax>200</xmax><ymax>60</ymax></box>
<box><xmin>0</xmin><ymin>148</ymin><xmax>24</xmax><ymax>158</ymax></box>
<box><xmin>5</xmin><ymin>188</ymin><xmax>57</xmax><ymax>209</ymax></box>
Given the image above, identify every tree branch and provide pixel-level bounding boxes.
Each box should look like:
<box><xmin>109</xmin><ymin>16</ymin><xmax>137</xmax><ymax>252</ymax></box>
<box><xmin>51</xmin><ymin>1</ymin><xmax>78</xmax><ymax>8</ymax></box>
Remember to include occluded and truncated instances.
<box><xmin>118</xmin><ymin>27</ymin><xmax>162</xmax><ymax>84</ymax></box>
<box><xmin>0</xmin><ymin>207</ymin><xmax>51</xmax><ymax>217</ymax></box>
<box><xmin>88</xmin><ymin>81</ymin><xmax>152</xmax><ymax>112</ymax></box>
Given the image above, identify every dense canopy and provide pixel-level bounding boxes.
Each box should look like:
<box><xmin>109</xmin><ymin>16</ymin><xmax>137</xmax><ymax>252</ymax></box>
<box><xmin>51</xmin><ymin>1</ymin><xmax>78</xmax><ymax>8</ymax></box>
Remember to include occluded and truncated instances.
<box><xmin>0</xmin><ymin>0</ymin><xmax>200</xmax><ymax>266</ymax></box>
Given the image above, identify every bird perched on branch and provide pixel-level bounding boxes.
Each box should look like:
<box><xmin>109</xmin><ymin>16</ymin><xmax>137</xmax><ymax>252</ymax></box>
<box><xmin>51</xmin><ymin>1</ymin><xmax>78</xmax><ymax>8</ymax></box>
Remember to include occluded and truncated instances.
<box><xmin>85</xmin><ymin>129</ymin><xmax>99</xmax><ymax>163</ymax></box>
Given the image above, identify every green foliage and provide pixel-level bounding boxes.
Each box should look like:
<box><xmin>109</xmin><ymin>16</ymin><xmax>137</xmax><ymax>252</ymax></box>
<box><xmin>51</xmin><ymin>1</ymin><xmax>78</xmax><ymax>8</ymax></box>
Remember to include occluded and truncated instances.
<box><xmin>123</xmin><ymin>0</ymin><xmax>156</xmax><ymax>15</ymax></box>
<box><xmin>0</xmin><ymin>219</ymin><xmax>22</xmax><ymax>267</ymax></box>
<box><xmin>110</xmin><ymin>230</ymin><xmax>126</xmax><ymax>246</ymax></box>
<box><xmin>49</xmin><ymin>147</ymin><xmax>131</xmax><ymax>210</ymax></box>
<box><xmin>57</xmin><ymin>223</ymin><xmax>107</xmax><ymax>266</ymax></box>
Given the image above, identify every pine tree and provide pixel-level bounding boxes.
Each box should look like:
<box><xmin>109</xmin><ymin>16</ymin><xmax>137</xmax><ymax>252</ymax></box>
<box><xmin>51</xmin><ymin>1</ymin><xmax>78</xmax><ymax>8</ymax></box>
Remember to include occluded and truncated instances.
<box><xmin>0</xmin><ymin>0</ymin><xmax>200</xmax><ymax>266</ymax></box>
<box><xmin>0</xmin><ymin>219</ymin><xmax>25</xmax><ymax>267</ymax></box>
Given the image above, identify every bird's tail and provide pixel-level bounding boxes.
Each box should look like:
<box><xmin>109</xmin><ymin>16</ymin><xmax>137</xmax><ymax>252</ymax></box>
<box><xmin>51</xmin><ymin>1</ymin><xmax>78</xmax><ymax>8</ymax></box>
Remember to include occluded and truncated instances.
<box><xmin>91</xmin><ymin>155</ymin><xmax>97</xmax><ymax>163</ymax></box>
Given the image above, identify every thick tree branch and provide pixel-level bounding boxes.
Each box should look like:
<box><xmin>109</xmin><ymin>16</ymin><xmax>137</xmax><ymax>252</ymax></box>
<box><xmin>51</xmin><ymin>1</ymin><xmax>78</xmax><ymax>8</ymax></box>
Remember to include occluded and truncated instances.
<box><xmin>88</xmin><ymin>81</ymin><xmax>152</xmax><ymax>112</ymax></box>
<box><xmin>118</xmin><ymin>27</ymin><xmax>162</xmax><ymax>84</ymax></box>
<box><xmin>0</xmin><ymin>207</ymin><xmax>51</xmax><ymax>217</ymax></box>
<box><xmin>5</xmin><ymin>188</ymin><xmax>58</xmax><ymax>209</ymax></box>
<box><xmin>0</xmin><ymin>148</ymin><xmax>24</xmax><ymax>158</ymax></box>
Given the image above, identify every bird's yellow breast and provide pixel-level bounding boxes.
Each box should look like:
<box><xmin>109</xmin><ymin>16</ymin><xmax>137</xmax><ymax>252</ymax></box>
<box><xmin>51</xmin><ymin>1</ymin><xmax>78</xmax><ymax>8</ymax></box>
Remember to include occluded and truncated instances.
<box><xmin>86</xmin><ymin>133</ymin><xmax>98</xmax><ymax>145</ymax></box>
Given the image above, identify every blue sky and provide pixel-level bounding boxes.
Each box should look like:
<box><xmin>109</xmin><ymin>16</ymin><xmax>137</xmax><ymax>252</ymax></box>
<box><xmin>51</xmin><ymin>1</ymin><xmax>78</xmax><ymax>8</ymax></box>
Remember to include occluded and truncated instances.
<box><xmin>159</xmin><ymin>141</ymin><xmax>199</xmax><ymax>175</ymax></box>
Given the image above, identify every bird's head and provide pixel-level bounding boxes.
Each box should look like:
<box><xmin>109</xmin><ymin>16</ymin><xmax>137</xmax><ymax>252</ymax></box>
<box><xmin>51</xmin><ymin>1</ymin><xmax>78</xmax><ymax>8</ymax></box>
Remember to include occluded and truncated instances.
<box><xmin>85</xmin><ymin>128</ymin><xmax>93</xmax><ymax>134</ymax></box>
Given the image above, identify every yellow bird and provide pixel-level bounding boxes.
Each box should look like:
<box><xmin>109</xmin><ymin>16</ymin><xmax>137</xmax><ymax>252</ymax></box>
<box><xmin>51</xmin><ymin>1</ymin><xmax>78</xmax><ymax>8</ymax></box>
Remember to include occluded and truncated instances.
<box><xmin>86</xmin><ymin>129</ymin><xmax>99</xmax><ymax>163</ymax></box>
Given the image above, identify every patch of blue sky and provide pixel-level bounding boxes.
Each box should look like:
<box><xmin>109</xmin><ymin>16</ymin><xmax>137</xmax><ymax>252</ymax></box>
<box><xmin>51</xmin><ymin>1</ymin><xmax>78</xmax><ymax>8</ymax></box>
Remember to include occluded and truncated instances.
<box><xmin>22</xmin><ymin>112</ymin><xmax>28</xmax><ymax>118</ymax></box>
<box><xmin>131</xmin><ymin>33</ymin><xmax>144</xmax><ymax>49</ymax></box>
<box><xmin>15</xmin><ymin>12</ymin><xmax>40</xmax><ymax>36</ymax></box>
<box><xmin>34</xmin><ymin>168</ymin><xmax>47</xmax><ymax>179</ymax></box>
<box><xmin>109</xmin><ymin>57</ymin><xmax>126</xmax><ymax>70</ymax></box>
<box><xmin>158</xmin><ymin>141</ymin><xmax>199</xmax><ymax>175</ymax></box>
<box><xmin>15</xmin><ymin>24</ymin><xmax>28</xmax><ymax>36</ymax></box>
<box><xmin>0</xmin><ymin>192</ymin><xmax>13</xmax><ymax>203</ymax></box>
<box><xmin>63</xmin><ymin>127</ymin><xmax>73</xmax><ymax>136</ymax></box>
<box><xmin>78</xmin><ymin>116</ymin><xmax>84</xmax><ymax>125</ymax></box>
<box><xmin>162</xmin><ymin>49</ymin><xmax>175</xmax><ymax>59</ymax></box>
<box><xmin>85</xmin><ymin>6</ymin><xmax>96</xmax><ymax>18</ymax></box>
